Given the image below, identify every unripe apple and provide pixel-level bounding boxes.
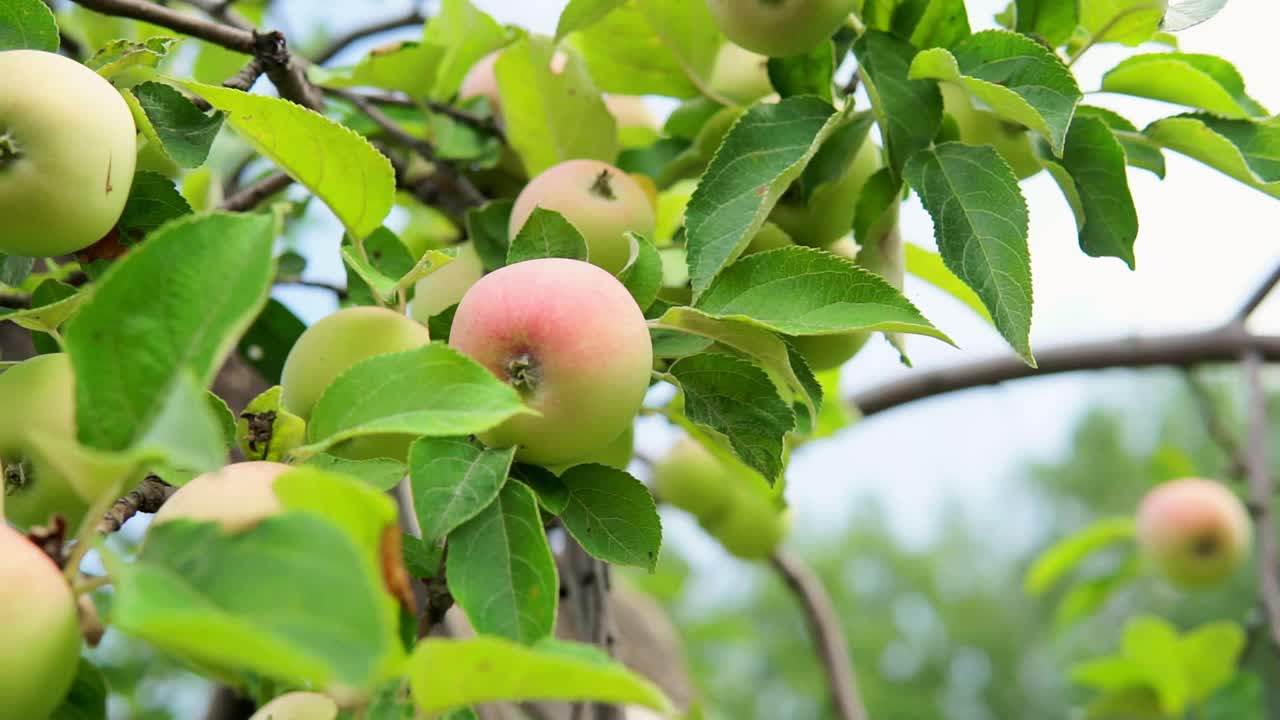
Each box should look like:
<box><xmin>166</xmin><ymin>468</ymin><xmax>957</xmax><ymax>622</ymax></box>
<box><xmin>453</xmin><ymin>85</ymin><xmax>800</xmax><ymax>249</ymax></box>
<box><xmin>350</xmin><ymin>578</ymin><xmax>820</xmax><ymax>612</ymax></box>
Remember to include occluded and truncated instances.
<box><xmin>280</xmin><ymin>307</ymin><xmax>431</xmax><ymax>460</ymax></box>
<box><xmin>509</xmin><ymin>160</ymin><xmax>657</xmax><ymax>275</ymax></box>
<box><xmin>704</xmin><ymin>482</ymin><xmax>786</xmax><ymax>560</ymax></box>
<box><xmin>770</xmin><ymin>136</ymin><xmax>881</xmax><ymax>248</ymax></box>
<box><xmin>604</xmin><ymin>95</ymin><xmax>660</xmax><ymax>148</ymax></box>
<box><xmin>0</xmin><ymin>523</ymin><xmax>80</xmax><ymax>719</ymax></box>
<box><xmin>941</xmin><ymin>85</ymin><xmax>1041</xmax><ymax>180</ymax></box>
<box><xmin>410</xmin><ymin>242</ymin><xmax>485</xmax><ymax>323</ymax></box>
<box><xmin>708</xmin><ymin>43</ymin><xmax>773</xmax><ymax>106</ymax></box>
<box><xmin>0</xmin><ymin>353</ymin><xmax>89</xmax><ymax>531</ymax></box>
<box><xmin>653</xmin><ymin>438</ymin><xmax>737</xmax><ymax>522</ymax></box>
<box><xmin>449</xmin><ymin>258</ymin><xmax>653</xmax><ymax>465</ymax></box>
<box><xmin>0</xmin><ymin>50</ymin><xmax>137</xmax><ymax>256</ymax></box>
<box><xmin>705</xmin><ymin>0</ymin><xmax>858</xmax><ymax>58</ymax></box>
<box><xmin>249</xmin><ymin>691</ymin><xmax>339</xmax><ymax>720</ymax></box>
<box><xmin>152</xmin><ymin>461</ymin><xmax>292</xmax><ymax>533</ymax></box>
<box><xmin>549</xmin><ymin>425</ymin><xmax>635</xmax><ymax>475</ymax></box>
<box><xmin>1137</xmin><ymin>477</ymin><xmax>1251</xmax><ymax>589</ymax></box>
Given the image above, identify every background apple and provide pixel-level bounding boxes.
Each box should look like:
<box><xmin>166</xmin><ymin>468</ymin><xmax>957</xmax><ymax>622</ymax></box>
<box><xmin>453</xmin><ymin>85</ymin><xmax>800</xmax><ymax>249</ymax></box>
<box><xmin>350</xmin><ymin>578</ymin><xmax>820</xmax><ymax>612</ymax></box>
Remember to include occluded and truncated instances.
<box><xmin>1137</xmin><ymin>477</ymin><xmax>1252</xmax><ymax>589</ymax></box>
<box><xmin>0</xmin><ymin>523</ymin><xmax>80</xmax><ymax>719</ymax></box>
<box><xmin>653</xmin><ymin>437</ymin><xmax>738</xmax><ymax>522</ymax></box>
<box><xmin>704</xmin><ymin>0</ymin><xmax>858</xmax><ymax>58</ymax></box>
<box><xmin>605</xmin><ymin>95</ymin><xmax>660</xmax><ymax>148</ymax></box>
<box><xmin>0</xmin><ymin>353</ymin><xmax>88</xmax><ymax>531</ymax></box>
<box><xmin>508</xmin><ymin>159</ymin><xmax>657</xmax><ymax>275</ymax></box>
<box><xmin>410</xmin><ymin>241</ymin><xmax>485</xmax><ymax>323</ymax></box>
<box><xmin>708</xmin><ymin>42</ymin><xmax>773</xmax><ymax>106</ymax></box>
<box><xmin>0</xmin><ymin>50</ymin><xmax>137</xmax><ymax>256</ymax></box>
<box><xmin>941</xmin><ymin>85</ymin><xmax>1042</xmax><ymax>180</ymax></box>
<box><xmin>249</xmin><ymin>692</ymin><xmax>339</xmax><ymax>720</ymax></box>
<box><xmin>449</xmin><ymin>258</ymin><xmax>653</xmax><ymax>465</ymax></box>
<box><xmin>152</xmin><ymin>461</ymin><xmax>292</xmax><ymax>532</ymax></box>
<box><xmin>769</xmin><ymin>135</ymin><xmax>881</xmax><ymax>248</ymax></box>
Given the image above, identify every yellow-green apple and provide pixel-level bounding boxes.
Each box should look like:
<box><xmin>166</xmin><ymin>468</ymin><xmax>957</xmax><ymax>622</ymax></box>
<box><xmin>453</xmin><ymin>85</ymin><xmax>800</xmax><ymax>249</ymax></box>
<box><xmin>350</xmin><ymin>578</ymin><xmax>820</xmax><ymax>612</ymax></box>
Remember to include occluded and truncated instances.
<box><xmin>449</xmin><ymin>258</ymin><xmax>652</xmax><ymax>465</ymax></box>
<box><xmin>509</xmin><ymin>159</ymin><xmax>657</xmax><ymax>275</ymax></box>
<box><xmin>708</xmin><ymin>42</ymin><xmax>773</xmax><ymax>105</ymax></box>
<box><xmin>704</xmin><ymin>482</ymin><xmax>787</xmax><ymax>559</ymax></box>
<box><xmin>0</xmin><ymin>50</ymin><xmax>137</xmax><ymax>256</ymax></box>
<box><xmin>1137</xmin><ymin>477</ymin><xmax>1251</xmax><ymax>589</ymax></box>
<box><xmin>705</xmin><ymin>0</ymin><xmax>858</xmax><ymax>57</ymax></box>
<box><xmin>0</xmin><ymin>353</ymin><xmax>88</xmax><ymax>531</ymax></box>
<box><xmin>152</xmin><ymin>461</ymin><xmax>292</xmax><ymax>533</ymax></box>
<box><xmin>410</xmin><ymin>241</ymin><xmax>485</xmax><ymax>322</ymax></box>
<box><xmin>941</xmin><ymin>85</ymin><xmax>1041</xmax><ymax>180</ymax></box>
<box><xmin>605</xmin><ymin>95</ymin><xmax>660</xmax><ymax>148</ymax></box>
<box><xmin>653</xmin><ymin>437</ymin><xmax>737</xmax><ymax>522</ymax></box>
<box><xmin>249</xmin><ymin>692</ymin><xmax>339</xmax><ymax>720</ymax></box>
<box><xmin>769</xmin><ymin>136</ymin><xmax>881</xmax><ymax>247</ymax></box>
<box><xmin>0</xmin><ymin>523</ymin><xmax>80</xmax><ymax>719</ymax></box>
<box><xmin>549</xmin><ymin>425</ymin><xmax>635</xmax><ymax>475</ymax></box>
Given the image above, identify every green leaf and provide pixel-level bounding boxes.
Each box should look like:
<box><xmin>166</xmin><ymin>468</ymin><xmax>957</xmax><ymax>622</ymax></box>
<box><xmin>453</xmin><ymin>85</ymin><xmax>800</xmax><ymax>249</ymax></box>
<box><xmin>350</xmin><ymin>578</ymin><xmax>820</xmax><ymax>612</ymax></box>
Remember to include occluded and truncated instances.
<box><xmin>311</xmin><ymin>42</ymin><xmax>442</xmax><ymax>99</ymax></box>
<box><xmin>809</xmin><ymin>368</ymin><xmax>850</xmax><ymax>439</ymax></box>
<box><xmin>303</xmin><ymin>454</ymin><xmax>406</xmax><ymax>492</ymax></box>
<box><xmin>409</xmin><ymin>436</ymin><xmax>515</xmax><ymax>543</ymax></box>
<box><xmin>50</xmin><ymin>658</ymin><xmax>108</xmax><ymax>720</ymax></box>
<box><xmin>902</xmin><ymin>0</ymin><xmax>972</xmax><ymax>50</ymax></box>
<box><xmin>237</xmin><ymin>299</ymin><xmax>306</xmax><ymax>385</ymax></box>
<box><xmin>136</xmin><ymin>370</ymin><xmax>228</xmax><ymax>474</ymax></box>
<box><xmin>117</xmin><ymin>171</ymin><xmax>193</xmax><ymax>236</ymax></box>
<box><xmin>1011</xmin><ymin>0</ymin><xmax>1077</xmax><ymax>46</ymax></box>
<box><xmin>421</xmin><ymin>0</ymin><xmax>509</xmax><ymax>101</ymax></box>
<box><xmin>66</xmin><ymin>213</ymin><xmax>276</xmax><ymax>454</ymax></box>
<box><xmin>130</xmin><ymin>82</ymin><xmax>224</xmax><ymax>168</ymax></box>
<box><xmin>693</xmin><ymin>246</ymin><xmax>951</xmax><ymax>343</ymax></box>
<box><xmin>206</xmin><ymin>390</ymin><xmax>235</xmax><ymax>450</ymax></box>
<box><xmin>446</xmin><ymin>481</ymin><xmax>558</xmax><ymax>643</ymax></box>
<box><xmin>853</xmin><ymin>31</ymin><xmax>942</xmax><ymax>181</ymax></box>
<box><xmin>617</xmin><ymin>232</ymin><xmax>662</xmax><ymax>311</ymax></box>
<box><xmin>1024</xmin><ymin>517</ymin><xmax>1136</xmax><ymax>594</ymax></box>
<box><xmin>1040</xmin><ymin>115</ymin><xmax>1139</xmax><ymax>267</ymax></box>
<box><xmin>181</xmin><ymin>81</ymin><xmax>395</xmax><ymax>239</ymax></box>
<box><xmin>1053</xmin><ymin>554</ymin><xmax>1140</xmax><ymax>628</ymax></box>
<box><xmin>909</xmin><ymin>30</ymin><xmax>1081</xmax><ymax>155</ymax></box>
<box><xmin>304</xmin><ymin>343</ymin><xmax>531</xmax><ymax>455</ymax></box>
<box><xmin>903</xmin><ymin>243</ymin><xmax>992</xmax><ymax>324</ymax></box>
<box><xmin>767</xmin><ymin>42</ymin><xmax>835</xmax><ymax>102</ymax></box>
<box><xmin>0</xmin><ymin>254</ymin><xmax>34</xmax><ymax>287</ymax></box>
<box><xmin>85</xmin><ymin>36</ymin><xmax>178</xmax><ymax>78</ymax></box>
<box><xmin>510</xmin><ymin>463</ymin><xmax>569</xmax><ymax>514</ymax></box>
<box><xmin>1123</xmin><ymin>616</ymin><xmax>1188</xmax><ymax>714</ymax></box>
<box><xmin>107</xmin><ymin>472</ymin><xmax>403</xmax><ymax>690</ymax></box>
<box><xmin>1102</xmin><ymin>53</ymin><xmax>1266</xmax><ymax>119</ymax></box>
<box><xmin>1076</xmin><ymin>105</ymin><xmax>1166</xmax><ymax>179</ymax></box>
<box><xmin>506</xmin><ymin>208</ymin><xmax>590</xmax><ymax>265</ymax></box>
<box><xmin>0</xmin><ymin>0</ymin><xmax>57</xmax><ymax>52</ymax></box>
<box><xmin>684</xmin><ymin>96</ymin><xmax>841</xmax><ymax>295</ymax></box>
<box><xmin>1145</xmin><ymin>114</ymin><xmax>1280</xmax><ymax>199</ymax></box>
<box><xmin>466</xmin><ymin>199</ymin><xmax>514</xmax><ymax>271</ymax></box>
<box><xmin>402</xmin><ymin>534</ymin><xmax>444</xmax><ymax>579</ymax></box>
<box><xmin>556</xmin><ymin>0</ymin><xmax>626</xmax><ymax>39</ymax></box>
<box><xmin>1080</xmin><ymin>0</ymin><xmax>1163</xmax><ymax>47</ymax></box>
<box><xmin>1179</xmin><ymin>621</ymin><xmax>1245</xmax><ymax>704</ymax></box>
<box><xmin>558</xmin><ymin>464</ymin><xmax>662</xmax><ymax>570</ymax></box>
<box><xmin>1162</xmin><ymin>0</ymin><xmax>1229</xmax><ymax>31</ymax></box>
<box><xmin>2</xmin><ymin>279</ymin><xmax>87</xmax><ymax>333</ymax></box>
<box><xmin>495</xmin><ymin>35</ymin><xmax>617</xmax><ymax>176</ymax></box>
<box><xmin>407</xmin><ymin>637</ymin><xmax>673</xmax><ymax>714</ymax></box>
<box><xmin>1072</xmin><ymin>656</ymin><xmax>1149</xmax><ymax>692</ymax></box>
<box><xmin>572</xmin><ymin>0</ymin><xmax>721</xmax><ymax>100</ymax></box>
<box><xmin>904</xmin><ymin>142</ymin><xmax>1034</xmax><ymax>364</ymax></box>
<box><xmin>670</xmin><ymin>352</ymin><xmax>794</xmax><ymax>483</ymax></box>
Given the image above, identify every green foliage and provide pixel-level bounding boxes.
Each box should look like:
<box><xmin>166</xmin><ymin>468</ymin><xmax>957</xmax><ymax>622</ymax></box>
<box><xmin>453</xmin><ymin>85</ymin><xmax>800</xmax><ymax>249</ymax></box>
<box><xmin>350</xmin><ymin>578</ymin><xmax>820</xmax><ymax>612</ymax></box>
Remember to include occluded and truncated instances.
<box><xmin>572</xmin><ymin>0</ymin><xmax>721</xmax><ymax>100</ymax></box>
<box><xmin>558</xmin><ymin>464</ymin><xmax>663</xmax><ymax>570</ymax></box>
<box><xmin>408</xmin><ymin>436</ymin><xmax>515</xmax><ymax>543</ymax></box>
<box><xmin>0</xmin><ymin>0</ymin><xmax>57</xmax><ymax>52</ymax></box>
<box><xmin>506</xmin><ymin>208</ymin><xmax>589</xmax><ymax>265</ymax></box>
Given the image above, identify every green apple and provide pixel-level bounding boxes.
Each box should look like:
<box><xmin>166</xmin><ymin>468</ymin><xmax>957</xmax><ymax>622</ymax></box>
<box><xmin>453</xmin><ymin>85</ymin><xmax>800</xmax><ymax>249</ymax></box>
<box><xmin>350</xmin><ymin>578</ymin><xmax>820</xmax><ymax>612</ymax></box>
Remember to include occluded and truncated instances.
<box><xmin>704</xmin><ymin>482</ymin><xmax>786</xmax><ymax>560</ymax></box>
<box><xmin>250</xmin><ymin>692</ymin><xmax>339</xmax><ymax>720</ymax></box>
<box><xmin>770</xmin><ymin>133</ymin><xmax>881</xmax><ymax>248</ymax></box>
<box><xmin>708</xmin><ymin>42</ymin><xmax>773</xmax><ymax>105</ymax></box>
<box><xmin>605</xmin><ymin>95</ymin><xmax>660</xmax><ymax>148</ymax></box>
<box><xmin>653</xmin><ymin>437</ymin><xmax>737</xmax><ymax>522</ymax></box>
<box><xmin>941</xmin><ymin>85</ymin><xmax>1041</xmax><ymax>180</ymax></box>
<box><xmin>410</xmin><ymin>241</ymin><xmax>485</xmax><ymax>322</ymax></box>
<box><xmin>449</xmin><ymin>258</ymin><xmax>653</xmax><ymax>465</ymax></box>
<box><xmin>152</xmin><ymin>461</ymin><xmax>292</xmax><ymax>533</ymax></box>
<box><xmin>0</xmin><ymin>523</ymin><xmax>80</xmax><ymax>719</ymax></box>
<box><xmin>549</xmin><ymin>426</ymin><xmax>635</xmax><ymax>475</ymax></box>
<box><xmin>1137</xmin><ymin>477</ymin><xmax>1251</xmax><ymax>589</ymax></box>
<box><xmin>705</xmin><ymin>0</ymin><xmax>858</xmax><ymax>58</ymax></box>
<box><xmin>0</xmin><ymin>50</ymin><xmax>137</xmax><ymax>256</ymax></box>
<box><xmin>0</xmin><ymin>353</ymin><xmax>89</xmax><ymax>531</ymax></box>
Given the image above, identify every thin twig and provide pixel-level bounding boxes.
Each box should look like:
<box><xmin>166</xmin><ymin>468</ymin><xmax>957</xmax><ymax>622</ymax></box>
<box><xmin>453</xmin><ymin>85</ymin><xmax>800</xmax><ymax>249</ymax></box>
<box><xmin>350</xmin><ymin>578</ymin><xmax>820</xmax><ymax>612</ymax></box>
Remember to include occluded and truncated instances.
<box><xmin>851</xmin><ymin>327</ymin><xmax>1280</xmax><ymax>418</ymax></box>
<box><xmin>97</xmin><ymin>474</ymin><xmax>175</xmax><ymax>534</ymax></box>
<box><xmin>1182</xmin><ymin>369</ymin><xmax>1247</xmax><ymax>478</ymax></box>
<box><xmin>70</xmin><ymin>0</ymin><xmax>259</xmax><ymax>53</ymax></box>
<box><xmin>275</xmin><ymin>278</ymin><xmax>348</xmax><ymax>299</ymax></box>
<box><xmin>1236</xmin><ymin>260</ymin><xmax>1280</xmax><ymax>323</ymax></box>
<box><xmin>771</xmin><ymin>550</ymin><xmax>868</xmax><ymax>720</ymax></box>
<box><xmin>313</xmin><ymin>9</ymin><xmax>428</xmax><ymax>65</ymax></box>
<box><xmin>1243</xmin><ymin>349</ymin><xmax>1280</xmax><ymax>649</ymax></box>
<box><xmin>220</xmin><ymin>171</ymin><xmax>294</xmax><ymax>211</ymax></box>
<box><xmin>424</xmin><ymin>100</ymin><xmax>506</xmax><ymax>143</ymax></box>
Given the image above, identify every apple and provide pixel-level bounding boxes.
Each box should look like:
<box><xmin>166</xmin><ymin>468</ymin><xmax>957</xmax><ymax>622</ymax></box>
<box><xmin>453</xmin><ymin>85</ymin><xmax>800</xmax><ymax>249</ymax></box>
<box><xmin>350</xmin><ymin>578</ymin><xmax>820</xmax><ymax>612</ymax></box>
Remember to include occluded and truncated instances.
<box><xmin>1137</xmin><ymin>477</ymin><xmax>1252</xmax><ymax>589</ymax></box>
<box><xmin>605</xmin><ymin>95</ymin><xmax>660</xmax><ymax>148</ymax></box>
<box><xmin>152</xmin><ymin>461</ymin><xmax>292</xmax><ymax>533</ymax></box>
<box><xmin>0</xmin><ymin>523</ymin><xmax>80</xmax><ymax>719</ymax></box>
<box><xmin>704</xmin><ymin>482</ymin><xmax>786</xmax><ymax>560</ymax></box>
<box><xmin>549</xmin><ymin>425</ymin><xmax>635</xmax><ymax>475</ymax></box>
<box><xmin>249</xmin><ymin>692</ymin><xmax>339</xmax><ymax>720</ymax></box>
<box><xmin>280</xmin><ymin>306</ymin><xmax>432</xmax><ymax>460</ymax></box>
<box><xmin>508</xmin><ymin>159</ymin><xmax>657</xmax><ymax>275</ymax></box>
<box><xmin>705</xmin><ymin>0</ymin><xmax>858</xmax><ymax>58</ymax></box>
<box><xmin>459</xmin><ymin>48</ymin><xmax>568</xmax><ymax>123</ymax></box>
<box><xmin>769</xmin><ymin>135</ymin><xmax>881</xmax><ymax>248</ymax></box>
<box><xmin>449</xmin><ymin>258</ymin><xmax>653</xmax><ymax>465</ymax></box>
<box><xmin>708</xmin><ymin>42</ymin><xmax>773</xmax><ymax>106</ymax></box>
<box><xmin>0</xmin><ymin>353</ymin><xmax>89</xmax><ymax>531</ymax></box>
<box><xmin>653</xmin><ymin>437</ymin><xmax>737</xmax><ymax>522</ymax></box>
<box><xmin>941</xmin><ymin>85</ymin><xmax>1041</xmax><ymax>180</ymax></box>
<box><xmin>410</xmin><ymin>241</ymin><xmax>485</xmax><ymax>323</ymax></box>
<box><xmin>0</xmin><ymin>50</ymin><xmax>137</xmax><ymax>256</ymax></box>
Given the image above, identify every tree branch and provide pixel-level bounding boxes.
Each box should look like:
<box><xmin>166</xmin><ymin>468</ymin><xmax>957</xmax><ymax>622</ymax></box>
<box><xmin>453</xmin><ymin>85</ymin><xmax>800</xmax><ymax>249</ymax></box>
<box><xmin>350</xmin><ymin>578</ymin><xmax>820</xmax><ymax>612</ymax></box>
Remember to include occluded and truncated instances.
<box><xmin>97</xmin><ymin>474</ymin><xmax>176</xmax><ymax>534</ymax></box>
<box><xmin>312</xmin><ymin>9</ymin><xmax>428</xmax><ymax>65</ymax></box>
<box><xmin>1243</xmin><ymin>349</ymin><xmax>1280</xmax><ymax>649</ymax></box>
<box><xmin>771</xmin><ymin>550</ymin><xmax>867</xmax><ymax>720</ymax></box>
<box><xmin>1237</xmin><ymin>260</ymin><xmax>1280</xmax><ymax>322</ymax></box>
<box><xmin>220</xmin><ymin>171</ymin><xmax>293</xmax><ymax>211</ymax></box>
<box><xmin>850</xmin><ymin>327</ymin><xmax>1280</xmax><ymax>418</ymax></box>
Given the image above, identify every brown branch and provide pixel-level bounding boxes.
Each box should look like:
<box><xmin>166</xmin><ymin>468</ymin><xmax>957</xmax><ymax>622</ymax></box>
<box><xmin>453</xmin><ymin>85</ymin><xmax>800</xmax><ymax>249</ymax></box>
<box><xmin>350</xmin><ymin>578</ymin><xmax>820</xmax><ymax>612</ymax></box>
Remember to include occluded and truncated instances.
<box><xmin>97</xmin><ymin>474</ymin><xmax>176</xmax><ymax>534</ymax></box>
<box><xmin>275</xmin><ymin>278</ymin><xmax>348</xmax><ymax>300</ymax></box>
<box><xmin>771</xmin><ymin>550</ymin><xmax>868</xmax><ymax>720</ymax></box>
<box><xmin>70</xmin><ymin>0</ymin><xmax>259</xmax><ymax>53</ymax></box>
<box><xmin>0</xmin><ymin>292</ymin><xmax>29</xmax><ymax>309</ymax></box>
<box><xmin>851</xmin><ymin>326</ymin><xmax>1280</xmax><ymax>418</ymax></box>
<box><xmin>313</xmin><ymin>9</ymin><xmax>428</xmax><ymax>65</ymax></box>
<box><xmin>1243</xmin><ymin>349</ymin><xmax>1280</xmax><ymax>650</ymax></box>
<box><xmin>1237</xmin><ymin>261</ymin><xmax>1280</xmax><ymax>322</ymax></box>
<box><xmin>220</xmin><ymin>171</ymin><xmax>294</xmax><ymax>211</ymax></box>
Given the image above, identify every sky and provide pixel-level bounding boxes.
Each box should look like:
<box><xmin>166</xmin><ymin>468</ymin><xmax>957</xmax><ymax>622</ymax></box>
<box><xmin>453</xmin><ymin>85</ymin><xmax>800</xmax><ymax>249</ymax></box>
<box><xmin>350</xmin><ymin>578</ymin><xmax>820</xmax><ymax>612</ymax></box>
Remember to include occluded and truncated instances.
<box><xmin>269</xmin><ymin>0</ymin><xmax>1280</xmax><ymax>559</ymax></box>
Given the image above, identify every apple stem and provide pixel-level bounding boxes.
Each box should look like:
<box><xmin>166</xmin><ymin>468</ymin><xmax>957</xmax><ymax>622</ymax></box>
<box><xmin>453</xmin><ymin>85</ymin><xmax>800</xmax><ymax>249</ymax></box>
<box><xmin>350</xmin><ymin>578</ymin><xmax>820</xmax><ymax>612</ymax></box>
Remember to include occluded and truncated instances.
<box><xmin>506</xmin><ymin>351</ymin><xmax>539</xmax><ymax>394</ymax></box>
<box><xmin>0</xmin><ymin>131</ymin><xmax>20</xmax><ymax>167</ymax></box>
<box><xmin>588</xmin><ymin>169</ymin><xmax>616</xmax><ymax>201</ymax></box>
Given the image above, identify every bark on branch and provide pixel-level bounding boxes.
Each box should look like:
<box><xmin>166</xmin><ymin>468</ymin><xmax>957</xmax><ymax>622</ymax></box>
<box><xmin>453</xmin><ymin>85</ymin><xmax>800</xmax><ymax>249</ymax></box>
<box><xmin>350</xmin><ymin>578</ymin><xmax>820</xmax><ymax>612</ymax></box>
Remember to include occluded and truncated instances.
<box><xmin>1243</xmin><ymin>350</ymin><xmax>1280</xmax><ymax>649</ymax></box>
